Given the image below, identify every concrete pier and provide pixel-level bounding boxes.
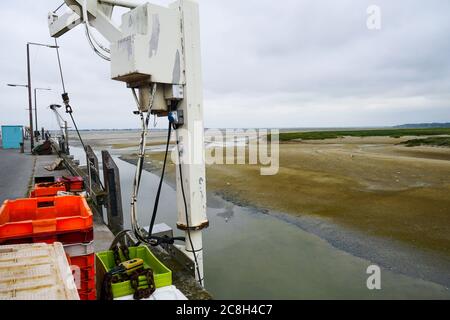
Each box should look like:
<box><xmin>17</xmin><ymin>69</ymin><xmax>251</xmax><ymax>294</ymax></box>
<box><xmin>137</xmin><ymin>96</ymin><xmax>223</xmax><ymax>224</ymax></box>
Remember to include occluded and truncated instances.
<box><xmin>0</xmin><ymin>144</ymin><xmax>116</xmax><ymax>251</ymax></box>
<box><xmin>0</xmin><ymin>148</ymin><xmax>35</xmax><ymax>204</ymax></box>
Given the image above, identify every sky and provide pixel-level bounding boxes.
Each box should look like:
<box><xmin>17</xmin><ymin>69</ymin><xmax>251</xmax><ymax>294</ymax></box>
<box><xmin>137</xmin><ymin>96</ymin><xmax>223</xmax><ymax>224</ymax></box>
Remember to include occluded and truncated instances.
<box><xmin>0</xmin><ymin>0</ymin><xmax>449</xmax><ymax>130</ymax></box>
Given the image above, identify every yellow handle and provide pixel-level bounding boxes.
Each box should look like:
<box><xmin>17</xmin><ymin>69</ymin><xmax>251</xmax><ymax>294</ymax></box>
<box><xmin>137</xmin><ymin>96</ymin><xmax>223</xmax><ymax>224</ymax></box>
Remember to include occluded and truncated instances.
<box><xmin>120</xmin><ymin>258</ymin><xmax>144</xmax><ymax>271</ymax></box>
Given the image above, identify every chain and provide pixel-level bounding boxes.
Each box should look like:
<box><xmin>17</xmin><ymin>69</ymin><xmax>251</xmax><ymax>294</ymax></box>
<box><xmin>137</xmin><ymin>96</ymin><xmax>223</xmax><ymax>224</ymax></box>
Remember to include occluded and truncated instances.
<box><xmin>130</xmin><ymin>269</ymin><xmax>156</xmax><ymax>300</ymax></box>
<box><xmin>103</xmin><ymin>245</ymin><xmax>155</xmax><ymax>301</ymax></box>
<box><xmin>102</xmin><ymin>268</ymin><xmax>155</xmax><ymax>300</ymax></box>
<box><xmin>112</xmin><ymin>245</ymin><xmax>130</xmax><ymax>266</ymax></box>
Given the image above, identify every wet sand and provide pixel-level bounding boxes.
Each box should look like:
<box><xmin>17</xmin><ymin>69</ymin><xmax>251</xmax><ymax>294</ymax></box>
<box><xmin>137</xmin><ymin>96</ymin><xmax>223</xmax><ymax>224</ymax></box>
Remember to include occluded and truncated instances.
<box><xmin>70</xmin><ymin>131</ymin><xmax>450</xmax><ymax>288</ymax></box>
<box><xmin>70</xmin><ymin>145</ymin><xmax>450</xmax><ymax>298</ymax></box>
<box><xmin>115</xmin><ymin>135</ymin><xmax>450</xmax><ymax>256</ymax></box>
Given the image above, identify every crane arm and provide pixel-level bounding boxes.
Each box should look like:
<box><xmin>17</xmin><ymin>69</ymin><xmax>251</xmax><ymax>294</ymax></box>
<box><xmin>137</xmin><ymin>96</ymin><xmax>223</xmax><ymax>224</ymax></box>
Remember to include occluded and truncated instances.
<box><xmin>48</xmin><ymin>0</ymin><xmax>127</xmax><ymax>42</ymax></box>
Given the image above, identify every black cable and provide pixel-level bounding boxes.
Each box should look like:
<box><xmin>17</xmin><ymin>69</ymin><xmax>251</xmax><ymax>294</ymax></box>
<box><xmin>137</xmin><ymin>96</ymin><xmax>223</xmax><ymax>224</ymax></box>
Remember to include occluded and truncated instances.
<box><xmin>131</xmin><ymin>111</ymin><xmax>185</xmax><ymax>248</ymax></box>
<box><xmin>150</xmin><ymin>235</ymin><xmax>186</xmax><ymax>246</ymax></box>
<box><xmin>53</xmin><ymin>40</ymin><xmax>105</xmax><ymax>193</ymax></box>
<box><xmin>109</xmin><ymin>229</ymin><xmax>134</xmax><ymax>251</ymax></box>
<box><xmin>175</xmin><ymin>130</ymin><xmax>204</xmax><ymax>286</ymax></box>
<box><xmin>147</xmin><ymin>122</ymin><xmax>172</xmax><ymax>237</ymax></box>
<box><xmin>68</xmin><ymin>112</ymin><xmax>86</xmax><ymax>151</ymax></box>
<box><xmin>53</xmin><ymin>39</ymin><xmax>88</xmax><ymax>154</ymax></box>
<box><xmin>135</xmin><ymin>112</ymin><xmax>146</xmax><ymax>193</ymax></box>
<box><xmin>84</xmin><ymin>25</ymin><xmax>111</xmax><ymax>61</ymax></box>
<box><xmin>136</xmin><ymin>111</ymin><xmax>203</xmax><ymax>285</ymax></box>
<box><xmin>53</xmin><ymin>2</ymin><xmax>65</xmax><ymax>13</ymax></box>
<box><xmin>54</xmin><ymin>38</ymin><xmax>66</xmax><ymax>93</ymax></box>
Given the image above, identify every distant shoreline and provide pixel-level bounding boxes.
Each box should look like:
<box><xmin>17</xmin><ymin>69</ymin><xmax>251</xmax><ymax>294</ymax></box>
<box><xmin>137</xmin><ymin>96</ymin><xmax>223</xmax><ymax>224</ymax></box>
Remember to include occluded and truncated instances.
<box><xmin>65</xmin><ymin>122</ymin><xmax>450</xmax><ymax>132</ymax></box>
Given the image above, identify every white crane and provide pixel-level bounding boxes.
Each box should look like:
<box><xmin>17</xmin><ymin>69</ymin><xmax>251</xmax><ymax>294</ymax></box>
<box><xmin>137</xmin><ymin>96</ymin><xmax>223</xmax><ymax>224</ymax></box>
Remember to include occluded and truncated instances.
<box><xmin>48</xmin><ymin>0</ymin><xmax>208</xmax><ymax>286</ymax></box>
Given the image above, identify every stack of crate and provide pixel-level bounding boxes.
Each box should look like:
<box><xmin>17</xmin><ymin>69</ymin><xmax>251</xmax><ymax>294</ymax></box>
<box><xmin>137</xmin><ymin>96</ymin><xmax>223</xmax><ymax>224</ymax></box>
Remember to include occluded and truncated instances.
<box><xmin>56</xmin><ymin>176</ymin><xmax>84</xmax><ymax>192</ymax></box>
<box><xmin>29</xmin><ymin>182</ymin><xmax>67</xmax><ymax>198</ymax></box>
<box><xmin>0</xmin><ymin>192</ymin><xmax>96</xmax><ymax>300</ymax></box>
<box><xmin>64</xmin><ymin>241</ymin><xmax>96</xmax><ymax>300</ymax></box>
<box><xmin>27</xmin><ymin>177</ymin><xmax>95</xmax><ymax>299</ymax></box>
<box><xmin>0</xmin><ymin>242</ymin><xmax>80</xmax><ymax>300</ymax></box>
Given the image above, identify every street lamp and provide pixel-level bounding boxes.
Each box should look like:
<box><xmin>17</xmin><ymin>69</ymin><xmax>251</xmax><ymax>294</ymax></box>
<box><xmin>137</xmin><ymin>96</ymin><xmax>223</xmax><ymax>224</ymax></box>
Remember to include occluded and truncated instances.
<box><xmin>26</xmin><ymin>42</ymin><xmax>59</xmax><ymax>149</ymax></box>
<box><xmin>7</xmin><ymin>84</ymin><xmax>52</xmax><ymax>143</ymax></box>
<box><xmin>34</xmin><ymin>88</ymin><xmax>52</xmax><ymax>141</ymax></box>
<box><xmin>7</xmin><ymin>84</ymin><xmax>28</xmax><ymax>88</ymax></box>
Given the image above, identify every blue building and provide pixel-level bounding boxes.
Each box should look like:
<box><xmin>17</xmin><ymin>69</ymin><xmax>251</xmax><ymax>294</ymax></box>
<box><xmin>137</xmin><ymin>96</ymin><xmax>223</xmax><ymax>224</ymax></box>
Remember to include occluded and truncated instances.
<box><xmin>1</xmin><ymin>125</ymin><xmax>24</xmax><ymax>149</ymax></box>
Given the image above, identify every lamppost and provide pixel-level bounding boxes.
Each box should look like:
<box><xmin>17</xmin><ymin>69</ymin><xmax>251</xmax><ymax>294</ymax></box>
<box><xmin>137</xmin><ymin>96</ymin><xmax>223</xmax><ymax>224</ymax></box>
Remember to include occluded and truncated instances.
<box><xmin>26</xmin><ymin>42</ymin><xmax>59</xmax><ymax>149</ymax></box>
<box><xmin>6</xmin><ymin>84</ymin><xmax>28</xmax><ymax>88</ymax></box>
<box><xmin>7</xmin><ymin>84</ymin><xmax>52</xmax><ymax>143</ymax></box>
<box><xmin>34</xmin><ymin>87</ymin><xmax>52</xmax><ymax>141</ymax></box>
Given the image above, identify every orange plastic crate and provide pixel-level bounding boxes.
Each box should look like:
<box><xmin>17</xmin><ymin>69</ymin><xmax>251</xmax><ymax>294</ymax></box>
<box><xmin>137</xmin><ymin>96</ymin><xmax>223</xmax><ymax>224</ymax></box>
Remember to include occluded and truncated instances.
<box><xmin>79</xmin><ymin>277</ymin><xmax>96</xmax><ymax>292</ymax></box>
<box><xmin>78</xmin><ymin>289</ymin><xmax>96</xmax><ymax>301</ymax></box>
<box><xmin>0</xmin><ymin>196</ymin><xmax>93</xmax><ymax>241</ymax></box>
<box><xmin>56</xmin><ymin>177</ymin><xmax>84</xmax><ymax>192</ymax></box>
<box><xmin>69</xmin><ymin>254</ymin><xmax>96</xmax><ymax>295</ymax></box>
<box><xmin>30</xmin><ymin>182</ymin><xmax>67</xmax><ymax>198</ymax></box>
<box><xmin>1</xmin><ymin>228</ymin><xmax>94</xmax><ymax>245</ymax></box>
<box><xmin>70</xmin><ymin>253</ymin><xmax>95</xmax><ymax>269</ymax></box>
<box><xmin>80</xmin><ymin>266</ymin><xmax>96</xmax><ymax>279</ymax></box>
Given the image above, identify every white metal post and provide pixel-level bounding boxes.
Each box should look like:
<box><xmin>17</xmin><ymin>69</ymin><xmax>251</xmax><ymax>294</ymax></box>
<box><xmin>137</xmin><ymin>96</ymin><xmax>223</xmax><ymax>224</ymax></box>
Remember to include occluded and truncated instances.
<box><xmin>173</xmin><ymin>0</ymin><xmax>208</xmax><ymax>286</ymax></box>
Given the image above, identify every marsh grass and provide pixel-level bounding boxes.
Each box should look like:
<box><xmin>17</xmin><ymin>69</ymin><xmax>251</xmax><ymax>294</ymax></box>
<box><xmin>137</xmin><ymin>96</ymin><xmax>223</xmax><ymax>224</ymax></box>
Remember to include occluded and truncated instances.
<box><xmin>275</xmin><ymin>128</ymin><xmax>450</xmax><ymax>141</ymax></box>
<box><xmin>402</xmin><ymin>137</ymin><xmax>450</xmax><ymax>147</ymax></box>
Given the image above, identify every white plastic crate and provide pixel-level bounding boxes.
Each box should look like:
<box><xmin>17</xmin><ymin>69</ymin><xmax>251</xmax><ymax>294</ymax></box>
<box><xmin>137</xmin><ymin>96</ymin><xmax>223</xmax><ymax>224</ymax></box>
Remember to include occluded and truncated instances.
<box><xmin>63</xmin><ymin>241</ymin><xmax>95</xmax><ymax>257</ymax></box>
<box><xmin>115</xmin><ymin>285</ymin><xmax>187</xmax><ymax>301</ymax></box>
<box><xmin>0</xmin><ymin>242</ymin><xmax>79</xmax><ymax>300</ymax></box>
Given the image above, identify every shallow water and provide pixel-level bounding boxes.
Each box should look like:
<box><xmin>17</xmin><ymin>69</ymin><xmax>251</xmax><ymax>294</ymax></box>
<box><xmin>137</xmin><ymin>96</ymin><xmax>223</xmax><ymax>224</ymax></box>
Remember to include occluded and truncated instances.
<box><xmin>71</xmin><ymin>146</ymin><xmax>450</xmax><ymax>299</ymax></box>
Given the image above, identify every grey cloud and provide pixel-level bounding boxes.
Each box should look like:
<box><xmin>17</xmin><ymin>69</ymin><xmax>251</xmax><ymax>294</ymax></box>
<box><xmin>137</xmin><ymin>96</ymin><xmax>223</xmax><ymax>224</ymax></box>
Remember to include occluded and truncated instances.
<box><xmin>0</xmin><ymin>0</ymin><xmax>449</xmax><ymax>129</ymax></box>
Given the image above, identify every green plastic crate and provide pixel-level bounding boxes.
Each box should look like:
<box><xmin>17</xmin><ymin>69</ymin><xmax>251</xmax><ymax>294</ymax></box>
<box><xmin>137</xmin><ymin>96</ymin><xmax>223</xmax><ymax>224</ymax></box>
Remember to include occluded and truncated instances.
<box><xmin>96</xmin><ymin>246</ymin><xmax>172</xmax><ymax>299</ymax></box>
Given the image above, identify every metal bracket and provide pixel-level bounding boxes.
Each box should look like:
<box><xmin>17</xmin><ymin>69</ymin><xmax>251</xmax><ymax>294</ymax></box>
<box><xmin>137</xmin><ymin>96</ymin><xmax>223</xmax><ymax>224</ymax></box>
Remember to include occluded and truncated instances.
<box><xmin>169</xmin><ymin>110</ymin><xmax>184</xmax><ymax>127</ymax></box>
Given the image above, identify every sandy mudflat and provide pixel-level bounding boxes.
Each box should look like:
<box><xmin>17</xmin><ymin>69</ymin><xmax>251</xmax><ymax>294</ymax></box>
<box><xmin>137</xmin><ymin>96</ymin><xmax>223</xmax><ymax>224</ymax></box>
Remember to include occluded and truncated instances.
<box><xmin>72</xmin><ymin>131</ymin><xmax>450</xmax><ymax>256</ymax></box>
<box><xmin>213</xmin><ymin>137</ymin><xmax>450</xmax><ymax>255</ymax></box>
<box><xmin>117</xmin><ymin>135</ymin><xmax>450</xmax><ymax>258</ymax></box>
<box><xmin>69</xmin><ymin>130</ymin><xmax>450</xmax><ymax>287</ymax></box>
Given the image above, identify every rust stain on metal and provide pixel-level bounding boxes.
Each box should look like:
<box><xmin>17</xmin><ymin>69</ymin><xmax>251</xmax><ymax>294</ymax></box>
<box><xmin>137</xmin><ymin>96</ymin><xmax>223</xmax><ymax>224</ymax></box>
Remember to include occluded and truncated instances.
<box><xmin>177</xmin><ymin>220</ymin><xmax>209</xmax><ymax>231</ymax></box>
